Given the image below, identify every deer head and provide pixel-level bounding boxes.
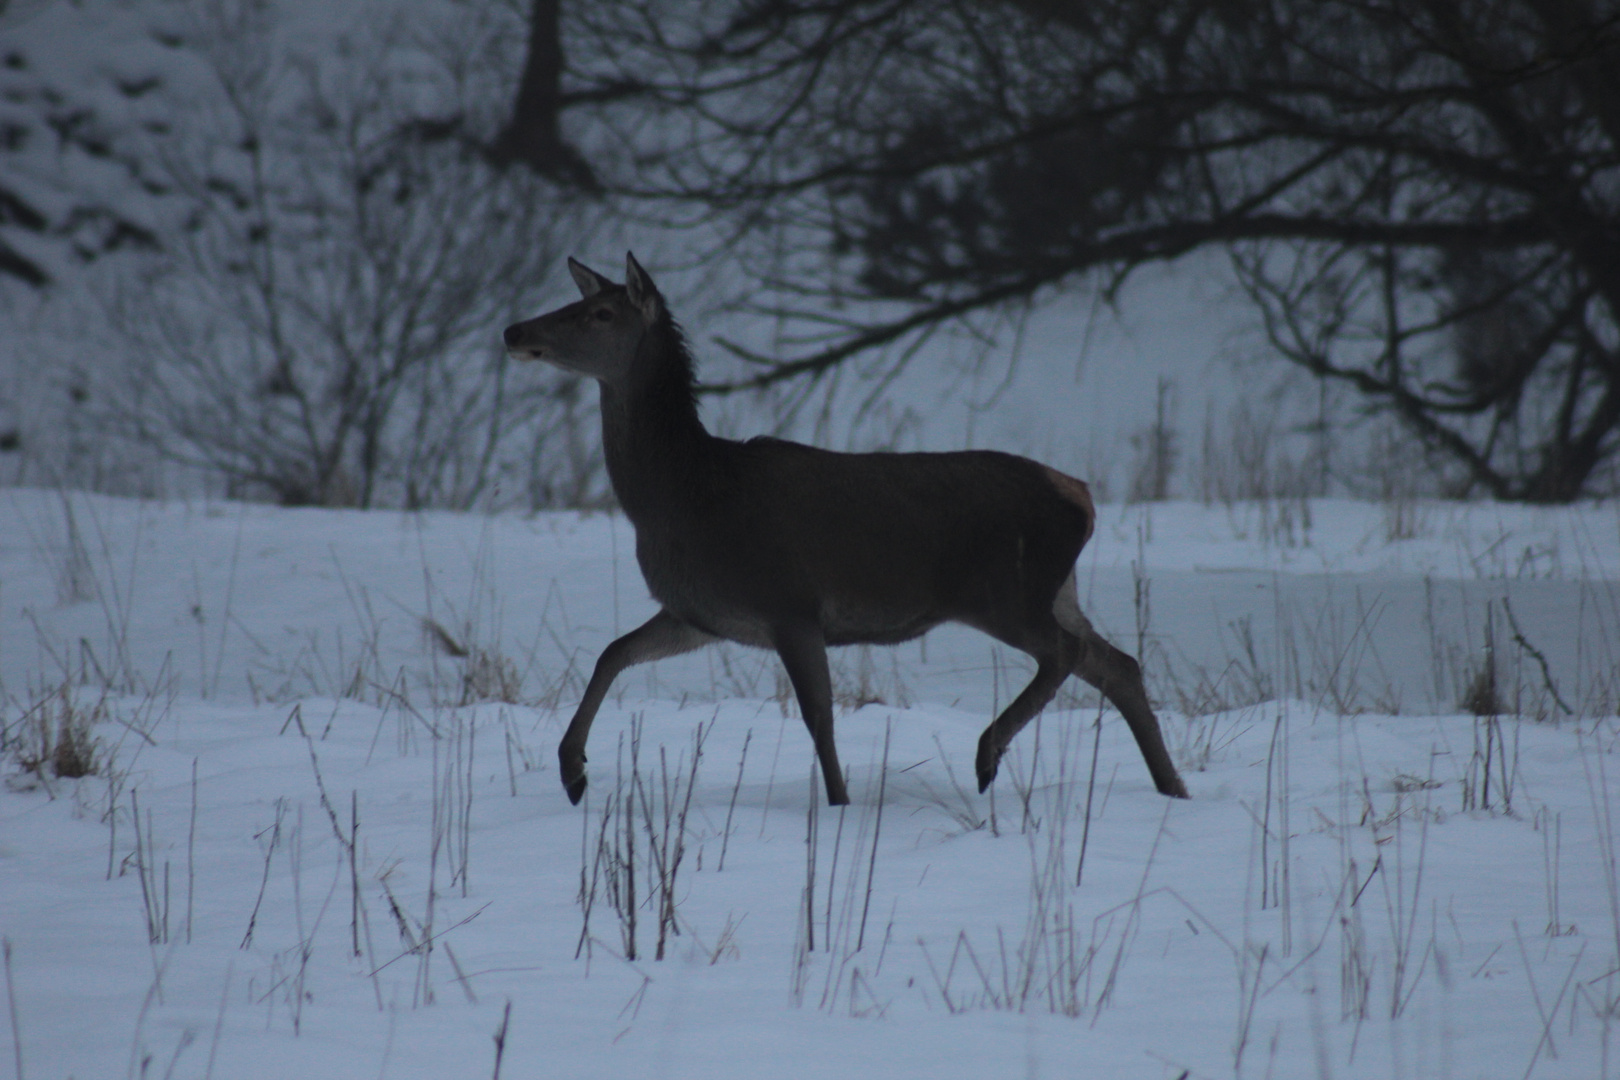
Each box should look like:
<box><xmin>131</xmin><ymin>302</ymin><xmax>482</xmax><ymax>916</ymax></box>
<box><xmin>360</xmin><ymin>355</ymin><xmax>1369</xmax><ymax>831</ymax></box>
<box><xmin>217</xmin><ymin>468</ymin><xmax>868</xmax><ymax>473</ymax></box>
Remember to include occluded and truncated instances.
<box><xmin>503</xmin><ymin>253</ymin><xmax>666</xmax><ymax>387</ymax></box>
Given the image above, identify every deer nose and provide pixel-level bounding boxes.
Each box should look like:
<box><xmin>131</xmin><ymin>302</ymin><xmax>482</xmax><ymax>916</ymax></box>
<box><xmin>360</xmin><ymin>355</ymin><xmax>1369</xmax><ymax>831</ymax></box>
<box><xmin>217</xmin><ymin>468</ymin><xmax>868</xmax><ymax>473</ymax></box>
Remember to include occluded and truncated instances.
<box><xmin>503</xmin><ymin>324</ymin><xmax>525</xmax><ymax>349</ymax></box>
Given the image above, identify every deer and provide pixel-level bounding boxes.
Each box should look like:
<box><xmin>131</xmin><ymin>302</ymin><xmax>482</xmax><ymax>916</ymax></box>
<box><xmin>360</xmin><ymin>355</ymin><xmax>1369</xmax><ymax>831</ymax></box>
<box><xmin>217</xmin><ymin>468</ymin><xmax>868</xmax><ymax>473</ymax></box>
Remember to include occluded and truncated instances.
<box><xmin>503</xmin><ymin>253</ymin><xmax>1189</xmax><ymax>807</ymax></box>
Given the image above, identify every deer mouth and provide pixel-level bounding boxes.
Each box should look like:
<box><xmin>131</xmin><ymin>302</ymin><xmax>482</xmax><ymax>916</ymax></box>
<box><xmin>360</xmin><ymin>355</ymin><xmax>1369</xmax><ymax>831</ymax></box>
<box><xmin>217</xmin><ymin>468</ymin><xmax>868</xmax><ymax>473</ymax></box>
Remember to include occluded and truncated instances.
<box><xmin>503</xmin><ymin>324</ymin><xmax>592</xmax><ymax>374</ymax></box>
<box><xmin>503</xmin><ymin>322</ymin><xmax>546</xmax><ymax>363</ymax></box>
<box><xmin>511</xmin><ymin>345</ymin><xmax>591</xmax><ymax>377</ymax></box>
<box><xmin>508</xmin><ymin>340</ymin><xmax>568</xmax><ymax>368</ymax></box>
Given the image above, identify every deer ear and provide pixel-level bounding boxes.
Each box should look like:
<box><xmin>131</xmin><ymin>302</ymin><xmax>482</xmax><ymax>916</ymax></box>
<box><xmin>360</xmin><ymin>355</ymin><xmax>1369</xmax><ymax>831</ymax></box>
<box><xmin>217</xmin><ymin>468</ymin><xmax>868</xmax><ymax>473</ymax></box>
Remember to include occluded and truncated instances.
<box><xmin>624</xmin><ymin>252</ymin><xmax>664</xmax><ymax>324</ymax></box>
<box><xmin>568</xmin><ymin>258</ymin><xmax>608</xmax><ymax>298</ymax></box>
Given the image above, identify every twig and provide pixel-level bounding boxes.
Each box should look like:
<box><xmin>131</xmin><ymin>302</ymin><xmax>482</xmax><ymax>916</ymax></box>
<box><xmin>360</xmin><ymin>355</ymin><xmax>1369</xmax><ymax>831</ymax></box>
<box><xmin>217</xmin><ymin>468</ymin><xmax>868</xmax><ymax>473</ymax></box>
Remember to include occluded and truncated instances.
<box><xmin>241</xmin><ymin>799</ymin><xmax>286</xmax><ymax>949</ymax></box>
<box><xmin>1096</xmin><ymin>799</ymin><xmax>1173</xmax><ymax>1013</ymax></box>
<box><xmin>1512</xmin><ymin>920</ymin><xmax>1558</xmax><ymax>1060</ymax></box>
<box><xmin>491</xmin><ymin>1000</ymin><xmax>512</xmax><ymax>1080</ymax></box>
<box><xmin>804</xmin><ymin>763</ymin><xmax>819</xmax><ymax>954</ymax></box>
<box><xmin>1501</xmin><ymin>597</ymin><xmax>1574</xmax><ymax>716</ymax></box>
<box><xmin>187</xmin><ymin>759</ymin><xmax>198</xmax><ymax>945</ymax></box>
<box><xmin>368</xmin><ymin>904</ymin><xmax>492</xmax><ymax>977</ymax></box>
<box><xmin>203</xmin><ymin>962</ymin><xmax>231</xmax><ymax>1080</ymax></box>
<box><xmin>443</xmin><ymin>941</ymin><xmax>478</xmax><ymax>1003</ymax></box>
<box><xmin>4</xmin><ymin>938</ymin><xmax>22</xmax><ymax>1080</ymax></box>
<box><xmin>856</xmin><ymin>720</ymin><xmax>890</xmax><ymax>951</ymax></box>
<box><xmin>1521</xmin><ymin>939</ymin><xmax>1585</xmax><ymax>1080</ymax></box>
<box><xmin>350</xmin><ymin>791</ymin><xmax>361</xmax><ymax>958</ymax></box>
<box><xmin>718</xmin><ymin>729</ymin><xmax>752</xmax><ymax>872</ymax></box>
<box><xmin>291</xmin><ymin>706</ymin><xmax>353</xmax><ymax>856</ymax></box>
<box><xmin>1077</xmin><ymin>703</ymin><xmax>1103</xmax><ymax>887</ymax></box>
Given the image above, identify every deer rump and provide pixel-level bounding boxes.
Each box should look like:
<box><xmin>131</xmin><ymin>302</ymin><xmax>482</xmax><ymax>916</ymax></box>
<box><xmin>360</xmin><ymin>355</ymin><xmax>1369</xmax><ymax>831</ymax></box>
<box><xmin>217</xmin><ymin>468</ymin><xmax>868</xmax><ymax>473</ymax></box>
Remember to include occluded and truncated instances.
<box><xmin>504</xmin><ymin>252</ymin><xmax>1187</xmax><ymax>807</ymax></box>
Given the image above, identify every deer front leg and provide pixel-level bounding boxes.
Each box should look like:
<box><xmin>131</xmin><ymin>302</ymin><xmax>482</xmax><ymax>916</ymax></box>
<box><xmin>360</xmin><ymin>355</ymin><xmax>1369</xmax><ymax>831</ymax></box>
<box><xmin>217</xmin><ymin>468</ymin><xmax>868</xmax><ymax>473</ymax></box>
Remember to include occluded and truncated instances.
<box><xmin>558</xmin><ymin>609</ymin><xmax>713</xmax><ymax>805</ymax></box>
<box><xmin>772</xmin><ymin>622</ymin><xmax>851</xmax><ymax>806</ymax></box>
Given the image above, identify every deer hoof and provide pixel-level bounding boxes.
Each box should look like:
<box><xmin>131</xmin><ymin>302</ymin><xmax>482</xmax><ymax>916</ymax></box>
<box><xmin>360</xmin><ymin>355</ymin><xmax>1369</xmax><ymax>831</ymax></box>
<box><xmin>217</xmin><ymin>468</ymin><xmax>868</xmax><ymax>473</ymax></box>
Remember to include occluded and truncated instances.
<box><xmin>559</xmin><ymin>748</ymin><xmax>588</xmax><ymax>805</ymax></box>
<box><xmin>1160</xmin><ymin>774</ymin><xmax>1191</xmax><ymax>799</ymax></box>
<box><xmin>974</xmin><ymin>738</ymin><xmax>1001</xmax><ymax>793</ymax></box>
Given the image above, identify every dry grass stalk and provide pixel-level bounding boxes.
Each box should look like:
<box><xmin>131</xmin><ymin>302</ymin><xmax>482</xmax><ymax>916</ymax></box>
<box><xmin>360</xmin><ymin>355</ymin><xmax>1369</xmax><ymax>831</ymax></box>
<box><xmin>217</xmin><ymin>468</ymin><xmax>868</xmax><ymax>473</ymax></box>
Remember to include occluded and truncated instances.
<box><xmin>7</xmin><ymin>684</ymin><xmax>105</xmax><ymax>783</ymax></box>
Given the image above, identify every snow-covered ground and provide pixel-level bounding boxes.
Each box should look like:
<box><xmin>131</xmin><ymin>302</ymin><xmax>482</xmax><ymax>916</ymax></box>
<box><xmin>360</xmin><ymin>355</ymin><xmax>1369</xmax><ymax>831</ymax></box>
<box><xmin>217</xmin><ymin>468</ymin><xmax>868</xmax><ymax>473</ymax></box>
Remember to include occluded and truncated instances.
<box><xmin>3</xmin><ymin>487</ymin><xmax>1619</xmax><ymax>1079</ymax></box>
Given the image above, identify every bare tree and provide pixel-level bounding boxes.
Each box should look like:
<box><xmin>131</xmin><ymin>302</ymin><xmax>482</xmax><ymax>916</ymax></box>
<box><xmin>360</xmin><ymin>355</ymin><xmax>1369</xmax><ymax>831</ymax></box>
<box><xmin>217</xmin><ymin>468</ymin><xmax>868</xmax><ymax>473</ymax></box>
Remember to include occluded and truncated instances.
<box><xmin>0</xmin><ymin>2</ymin><xmax>167</xmax><ymax>288</ymax></box>
<box><xmin>570</xmin><ymin>0</ymin><xmax>1620</xmax><ymax>501</ymax></box>
<box><xmin>105</xmin><ymin>3</ymin><xmax>605</xmax><ymax>508</ymax></box>
<box><xmin>491</xmin><ymin>0</ymin><xmax>598</xmax><ymax>186</ymax></box>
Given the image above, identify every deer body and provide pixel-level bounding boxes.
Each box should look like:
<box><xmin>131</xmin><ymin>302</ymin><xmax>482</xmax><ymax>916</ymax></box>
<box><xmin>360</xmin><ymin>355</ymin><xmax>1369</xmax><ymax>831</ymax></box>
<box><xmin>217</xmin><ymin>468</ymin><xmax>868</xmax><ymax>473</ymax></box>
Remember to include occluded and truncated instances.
<box><xmin>505</xmin><ymin>254</ymin><xmax>1188</xmax><ymax>806</ymax></box>
<box><xmin>624</xmin><ymin>437</ymin><xmax>1085</xmax><ymax>648</ymax></box>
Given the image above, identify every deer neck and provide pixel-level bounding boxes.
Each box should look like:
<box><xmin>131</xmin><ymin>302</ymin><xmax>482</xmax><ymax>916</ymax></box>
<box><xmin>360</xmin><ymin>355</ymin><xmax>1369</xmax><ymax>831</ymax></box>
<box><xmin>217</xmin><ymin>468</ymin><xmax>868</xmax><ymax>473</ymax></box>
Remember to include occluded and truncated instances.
<box><xmin>598</xmin><ymin>329</ymin><xmax>714</xmax><ymax>524</ymax></box>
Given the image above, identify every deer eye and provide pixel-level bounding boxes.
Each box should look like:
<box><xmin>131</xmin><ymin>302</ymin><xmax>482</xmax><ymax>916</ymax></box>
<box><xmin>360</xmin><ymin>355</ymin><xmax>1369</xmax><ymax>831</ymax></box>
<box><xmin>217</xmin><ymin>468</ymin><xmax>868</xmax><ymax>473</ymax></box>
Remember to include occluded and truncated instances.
<box><xmin>593</xmin><ymin>308</ymin><xmax>613</xmax><ymax>322</ymax></box>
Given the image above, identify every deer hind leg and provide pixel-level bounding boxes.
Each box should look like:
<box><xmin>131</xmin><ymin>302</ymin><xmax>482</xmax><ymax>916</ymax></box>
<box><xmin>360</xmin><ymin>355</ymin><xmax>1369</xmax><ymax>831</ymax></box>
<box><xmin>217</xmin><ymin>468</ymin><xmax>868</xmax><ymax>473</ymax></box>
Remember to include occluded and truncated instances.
<box><xmin>1053</xmin><ymin>572</ymin><xmax>1189</xmax><ymax>798</ymax></box>
<box><xmin>974</xmin><ymin>635</ymin><xmax>1077</xmax><ymax>793</ymax></box>
<box><xmin>559</xmin><ymin>609</ymin><xmax>713</xmax><ymax>805</ymax></box>
<box><xmin>772</xmin><ymin>622</ymin><xmax>851</xmax><ymax>806</ymax></box>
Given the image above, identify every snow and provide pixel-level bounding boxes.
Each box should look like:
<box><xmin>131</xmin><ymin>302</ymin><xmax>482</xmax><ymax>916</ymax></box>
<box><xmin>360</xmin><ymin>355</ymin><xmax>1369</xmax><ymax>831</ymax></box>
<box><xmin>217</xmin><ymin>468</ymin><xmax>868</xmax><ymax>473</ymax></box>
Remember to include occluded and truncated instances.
<box><xmin>2</xmin><ymin>487</ymin><xmax>1619</xmax><ymax>1079</ymax></box>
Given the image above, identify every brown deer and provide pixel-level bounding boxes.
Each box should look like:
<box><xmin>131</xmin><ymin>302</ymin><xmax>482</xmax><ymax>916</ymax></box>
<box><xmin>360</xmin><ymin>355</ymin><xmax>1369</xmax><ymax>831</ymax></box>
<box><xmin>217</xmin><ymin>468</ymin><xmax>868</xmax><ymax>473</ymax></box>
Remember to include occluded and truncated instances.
<box><xmin>504</xmin><ymin>254</ymin><xmax>1188</xmax><ymax>806</ymax></box>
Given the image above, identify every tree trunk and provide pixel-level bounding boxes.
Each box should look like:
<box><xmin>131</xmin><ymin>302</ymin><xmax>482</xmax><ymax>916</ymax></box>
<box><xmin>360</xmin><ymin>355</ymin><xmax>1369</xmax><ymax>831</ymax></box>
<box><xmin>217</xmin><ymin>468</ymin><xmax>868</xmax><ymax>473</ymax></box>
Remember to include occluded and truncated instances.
<box><xmin>492</xmin><ymin>0</ymin><xmax>595</xmax><ymax>187</ymax></box>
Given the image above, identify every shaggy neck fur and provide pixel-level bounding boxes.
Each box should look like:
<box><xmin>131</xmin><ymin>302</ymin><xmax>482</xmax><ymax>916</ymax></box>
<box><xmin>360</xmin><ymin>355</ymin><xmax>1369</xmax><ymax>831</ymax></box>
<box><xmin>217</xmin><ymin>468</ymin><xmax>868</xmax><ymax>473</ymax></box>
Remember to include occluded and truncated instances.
<box><xmin>599</xmin><ymin>311</ymin><xmax>713</xmax><ymax>520</ymax></box>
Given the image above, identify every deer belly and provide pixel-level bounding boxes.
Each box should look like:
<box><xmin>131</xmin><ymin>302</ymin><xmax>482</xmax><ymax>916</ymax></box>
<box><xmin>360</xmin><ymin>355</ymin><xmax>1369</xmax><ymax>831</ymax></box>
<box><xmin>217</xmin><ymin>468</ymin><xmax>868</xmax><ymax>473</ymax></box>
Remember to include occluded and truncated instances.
<box><xmin>636</xmin><ymin>532</ymin><xmax>942</xmax><ymax>648</ymax></box>
<box><xmin>641</xmin><ymin>567</ymin><xmax>936</xmax><ymax>649</ymax></box>
<box><xmin>643</xmin><ymin>580</ymin><xmax>777</xmax><ymax>648</ymax></box>
<box><xmin>820</xmin><ymin>595</ymin><xmax>941</xmax><ymax>645</ymax></box>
